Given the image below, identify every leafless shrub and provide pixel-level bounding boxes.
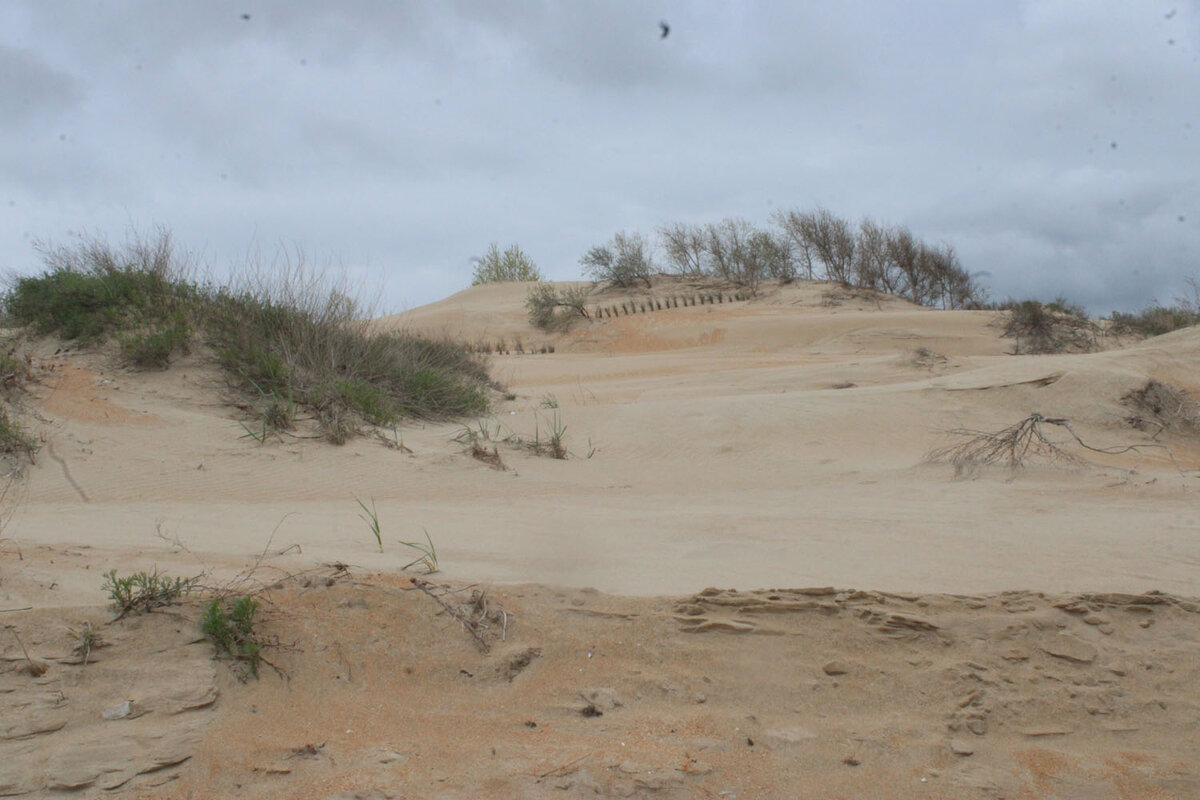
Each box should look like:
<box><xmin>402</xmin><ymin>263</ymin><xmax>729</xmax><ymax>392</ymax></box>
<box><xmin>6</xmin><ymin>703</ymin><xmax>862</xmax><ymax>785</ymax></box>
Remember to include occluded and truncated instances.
<box><xmin>909</xmin><ymin>347</ymin><xmax>948</xmax><ymax>369</ymax></box>
<box><xmin>580</xmin><ymin>231</ymin><xmax>653</xmax><ymax>288</ymax></box>
<box><xmin>1122</xmin><ymin>380</ymin><xmax>1199</xmax><ymax>439</ymax></box>
<box><xmin>927</xmin><ymin>414</ymin><xmax>1086</xmax><ymax>476</ymax></box>
<box><xmin>1001</xmin><ymin>300</ymin><xmax>1098</xmax><ymax>354</ymax></box>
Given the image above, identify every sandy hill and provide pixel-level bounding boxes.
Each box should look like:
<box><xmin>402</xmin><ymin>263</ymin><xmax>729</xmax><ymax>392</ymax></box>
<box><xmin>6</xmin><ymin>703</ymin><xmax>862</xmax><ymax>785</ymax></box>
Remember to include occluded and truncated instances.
<box><xmin>2</xmin><ymin>278</ymin><xmax>1198</xmax><ymax>798</ymax></box>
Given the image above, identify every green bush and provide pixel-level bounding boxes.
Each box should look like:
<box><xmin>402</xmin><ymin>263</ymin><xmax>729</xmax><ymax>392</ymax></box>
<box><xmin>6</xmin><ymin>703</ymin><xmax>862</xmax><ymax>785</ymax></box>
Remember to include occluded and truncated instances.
<box><xmin>471</xmin><ymin>243</ymin><xmax>544</xmax><ymax>285</ymax></box>
<box><xmin>3</xmin><ymin>230</ymin><xmax>493</xmax><ymax>443</ymax></box>
<box><xmin>5</xmin><ymin>233</ymin><xmax>194</xmax><ymax>355</ymax></box>
<box><xmin>526</xmin><ymin>283</ymin><xmax>591</xmax><ymax>332</ymax></box>
<box><xmin>102</xmin><ymin>569</ymin><xmax>199</xmax><ymax>616</ymax></box>
<box><xmin>202</xmin><ymin>596</ymin><xmax>263</xmax><ymax>678</ymax></box>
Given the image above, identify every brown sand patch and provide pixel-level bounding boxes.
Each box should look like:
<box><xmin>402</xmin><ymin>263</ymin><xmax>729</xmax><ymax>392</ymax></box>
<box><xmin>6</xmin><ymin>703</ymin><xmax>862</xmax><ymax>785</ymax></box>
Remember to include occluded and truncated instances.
<box><xmin>35</xmin><ymin>364</ymin><xmax>159</xmax><ymax>425</ymax></box>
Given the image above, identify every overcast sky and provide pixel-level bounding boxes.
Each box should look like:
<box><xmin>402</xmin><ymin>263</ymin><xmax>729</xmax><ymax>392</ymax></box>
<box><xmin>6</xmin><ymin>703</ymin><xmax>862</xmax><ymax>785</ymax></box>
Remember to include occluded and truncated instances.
<box><xmin>2</xmin><ymin>1</ymin><xmax>1197</xmax><ymax>313</ymax></box>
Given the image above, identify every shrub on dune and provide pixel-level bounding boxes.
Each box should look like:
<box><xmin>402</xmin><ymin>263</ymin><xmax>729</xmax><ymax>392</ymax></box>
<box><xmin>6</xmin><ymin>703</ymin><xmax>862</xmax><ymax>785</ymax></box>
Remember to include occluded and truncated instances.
<box><xmin>2</xmin><ymin>229</ymin><xmax>492</xmax><ymax>443</ymax></box>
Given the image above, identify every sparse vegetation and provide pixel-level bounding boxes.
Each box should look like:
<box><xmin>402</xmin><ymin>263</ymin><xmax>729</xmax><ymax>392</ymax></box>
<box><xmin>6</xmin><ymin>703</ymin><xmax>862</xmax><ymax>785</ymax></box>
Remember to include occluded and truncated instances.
<box><xmin>456</xmin><ymin>412</ymin><xmax>580</xmax><ymax>461</ymax></box>
<box><xmin>102</xmin><ymin>569</ymin><xmax>200</xmax><ymax>618</ymax></box>
<box><xmin>398</xmin><ymin>529</ymin><xmax>439</xmax><ymax>574</ymax></box>
<box><xmin>999</xmin><ymin>298</ymin><xmax>1098</xmax><ymax>354</ymax></box>
<box><xmin>3</xmin><ymin>230</ymin><xmax>492</xmax><ymax>443</ymax></box>
<box><xmin>354</xmin><ymin>497</ymin><xmax>439</xmax><ymax>571</ymax></box>
<box><xmin>1122</xmin><ymin>380</ymin><xmax>1199</xmax><ymax>438</ymax></box>
<box><xmin>1109</xmin><ymin>306</ymin><xmax>1200</xmax><ymax>338</ymax></box>
<box><xmin>201</xmin><ymin>595</ymin><xmax>264</xmax><ymax>678</ymax></box>
<box><xmin>357</xmin><ymin>497</ymin><xmax>384</xmax><ymax>552</ymax></box>
<box><xmin>0</xmin><ymin>405</ymin><xmax>38</xmax><ymax>463</ymax></box>
<box><xmin>652</xmin><ymin>207</ymin><xmax>987</xmax><ymax>307</ymax></box>
<box><xmin>471</xmin><ymin>243</ymin><xmax>544</xmax><ymax>285</ymax></box>
<box><xmin>1108</xmin><ymin>277</ymin><xmax>1200</xmax><ymax>339</ymax></box>
<box><xmin>526</xmin><ymin>411</ymin><xmax>569</xmax><ymax>459</ymax></box>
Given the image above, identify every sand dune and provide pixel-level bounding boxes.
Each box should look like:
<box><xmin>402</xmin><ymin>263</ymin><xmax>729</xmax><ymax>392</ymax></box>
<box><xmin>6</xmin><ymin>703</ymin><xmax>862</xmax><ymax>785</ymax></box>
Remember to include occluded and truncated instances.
<box><xmin>2</xmin><ymin>279</ymin><xmax>1198</xmax><ymax>797</ymax></box>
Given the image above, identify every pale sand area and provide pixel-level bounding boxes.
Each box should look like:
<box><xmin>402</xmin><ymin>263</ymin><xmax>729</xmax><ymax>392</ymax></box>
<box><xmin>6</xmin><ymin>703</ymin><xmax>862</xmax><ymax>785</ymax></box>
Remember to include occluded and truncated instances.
<box><xmin>2</xmin><ymin>279</ymin><xmax>1198</xmax><ymax>797</ymax></box>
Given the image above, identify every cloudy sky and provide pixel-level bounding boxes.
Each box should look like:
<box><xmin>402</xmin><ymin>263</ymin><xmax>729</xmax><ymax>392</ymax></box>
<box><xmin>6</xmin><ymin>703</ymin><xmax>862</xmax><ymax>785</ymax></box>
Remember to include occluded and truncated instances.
<box><xmin>2</xmin><ymin>1</ymin><xmax>1197</xmax><ymax>313</ymax></box>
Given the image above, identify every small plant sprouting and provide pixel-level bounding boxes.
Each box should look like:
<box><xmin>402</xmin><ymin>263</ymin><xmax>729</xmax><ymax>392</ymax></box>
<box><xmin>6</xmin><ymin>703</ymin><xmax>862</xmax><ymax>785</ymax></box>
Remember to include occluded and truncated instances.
<box><xmin>202</xmin><ymin>596</ymin><xmax>263</xmax><ymax>678</ymax></box>
<box><xmin>540</xmin><ymin>393</ymin><xmax>559</xmax><ymax>409</ymax></box>
<box><xmin>67</xmin><ymin>621</ymin><xmax>103</xmax><ymax>665</ymax></box>
<box><xmin>398</xmin><ymin>528</ymin><xmax>439</xmax><ymax>574</ymax></box>
<box><xmin>546</xmin><ymin>412</ymin><xmax>568</xmax><ymax>460</ymax></box>
<box><xmin>103</xmin><ymin>569</ymin><xmax>200</xmax><ymax>618</ymax></box>
<box><xmin>238</xmin><ymin>418</ymin><xmax>271</xmax><ymax>444</ymax></box>
<box><xmin>357</xmin><ymin>497</ymin><xmax>383</xmax><ymax>552</ymax></box>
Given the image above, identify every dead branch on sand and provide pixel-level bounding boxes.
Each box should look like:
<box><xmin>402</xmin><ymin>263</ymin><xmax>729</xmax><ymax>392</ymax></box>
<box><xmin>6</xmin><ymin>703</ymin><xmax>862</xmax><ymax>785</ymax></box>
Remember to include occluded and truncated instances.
<box><xmin>928</xmin><ymin>413</ymin><xmax>1183</xmax><ymax>475</ymax></box>
<box><xmin>410</xmin><ymin>578</ymin><xmax>509</xmax><ymax>653</ymax></box>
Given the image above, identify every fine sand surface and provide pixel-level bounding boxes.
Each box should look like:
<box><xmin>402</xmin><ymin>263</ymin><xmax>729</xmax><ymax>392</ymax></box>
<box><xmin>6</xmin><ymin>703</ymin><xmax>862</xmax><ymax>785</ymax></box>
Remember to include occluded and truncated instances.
<box><xmin>1</xmin><ymin>278</ymin><xmax>1198</xmax><ymax>798</ymax></box>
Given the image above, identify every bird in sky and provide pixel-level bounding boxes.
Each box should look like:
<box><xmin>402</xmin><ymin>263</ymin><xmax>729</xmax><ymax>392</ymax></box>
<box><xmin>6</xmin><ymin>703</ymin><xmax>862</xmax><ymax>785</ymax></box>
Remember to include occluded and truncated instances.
<box><xmin>659</xmin><ymin>21</ymin><xmax>670</xmax><ymax>39</ymax></box>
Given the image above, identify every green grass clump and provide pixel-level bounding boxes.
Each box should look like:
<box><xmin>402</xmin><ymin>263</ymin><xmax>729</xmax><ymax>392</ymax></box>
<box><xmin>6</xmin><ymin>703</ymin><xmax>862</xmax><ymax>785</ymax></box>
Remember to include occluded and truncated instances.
<box><xmin>6</xmin><ymin>233</ymin><xmax>195</xmax><ymax>363</ymax></box>
<box><xmin>2</xmin><ymin>230</ymin><xmax>492</xmax><ymax>443</ymax></box>
<box><xmin>203</xmin><ymin>282</ymin><xmax>489</xmax><ymax>438</ymax></box>
<box><xmin>119</xmin><ymin>317</ymin><xmax>192</xmax><ymax>369</ymax></box>
<box><xmin>202</xmin><ymin>596</ymin><xmax>263</xmax><ymax>678</ymax></box>
<box><xmin>0</xmin><ymin>406</ymin><xmax>37</xmax><ymax>459</ymax></box>
<box><xmin>103</xmin><ymin>569</ymin><xmax>200</xmax><ymax>617</ymax></box>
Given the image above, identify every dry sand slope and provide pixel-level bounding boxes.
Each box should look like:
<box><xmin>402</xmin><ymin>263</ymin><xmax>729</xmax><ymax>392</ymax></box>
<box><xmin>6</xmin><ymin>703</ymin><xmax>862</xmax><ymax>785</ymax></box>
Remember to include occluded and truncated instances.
<box><xmin>1</xmin><ymin>278</ymin><xmax>1199</xmax><ymax>798</ymax></box>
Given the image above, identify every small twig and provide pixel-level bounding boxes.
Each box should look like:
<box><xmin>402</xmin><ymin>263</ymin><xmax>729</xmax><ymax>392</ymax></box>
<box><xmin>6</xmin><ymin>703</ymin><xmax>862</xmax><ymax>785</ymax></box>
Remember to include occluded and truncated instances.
<box><xmin>0</xmin><ymin>607</ymin><xmax>33</xmax><ymax>613</ymax></box>
<box><xmin>536</xmin><ymin>752</ymin><xmax>591</xmax><ymax>780</ymax></box>
<box><xmin>8</xmin><ymin>629</ymin><xmax>46</xmax><ymax>676</ymax></box>
<box><xmin>411</xmin><ymin>577</ymin><xmax>492</xmax><ymax>652</ymax></box>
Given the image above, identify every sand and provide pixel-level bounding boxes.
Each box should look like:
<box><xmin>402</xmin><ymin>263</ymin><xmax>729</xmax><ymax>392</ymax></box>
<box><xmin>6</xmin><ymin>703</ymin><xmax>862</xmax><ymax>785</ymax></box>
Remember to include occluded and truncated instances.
<box><xmin>1</xmin><ymin>278</ymin><xmax>1198</xmax><ymax>798</ymax></box>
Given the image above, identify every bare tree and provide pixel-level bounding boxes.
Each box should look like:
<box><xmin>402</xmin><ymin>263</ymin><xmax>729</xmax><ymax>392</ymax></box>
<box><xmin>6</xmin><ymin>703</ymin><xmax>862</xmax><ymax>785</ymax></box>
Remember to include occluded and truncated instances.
<box><xmin>749</xmin><ymin>229</ymin><xmax>796</xmax><ymax>284</ymax></box>
<box><xmin>658</xmin><ymin>222</ymin><xmax>708</xmax><ymax>277</ymax></box>
<box><xmin>853</xmin><ymin>218</ymin><xmax>898</xmax><ymax>292</ymax></box>
<box><xmin>923</xmin><ymin>243</ymin><xmax>983</xmax><ymax>309</ymax></box>
<box><xmin>703</xmin><ymin>218</ymin><xmax>746</xmax><ymax>283</ymax></box>
<box><xmin>705</xmin><ymin>217</ymin><xmax>776</xmax><ymax>290</ymax></box>
<box><xmin>772</xmin><ymin>209</ymin><xmax>819</xmax><ymax>280</ymax></box>
<box><xmin>884</xmin><ymin>225</ymin><xmax>927</xmax><ymax>304</ymax></box>
<box><xmin>793</xmin><ymin>207</ymin><xmax>855</xmax><ymax>285</ymax></box>
<box><xmin>580</xmin><ymin>231</ymin><xmax>653</xmax><ymax>288</ymax></box>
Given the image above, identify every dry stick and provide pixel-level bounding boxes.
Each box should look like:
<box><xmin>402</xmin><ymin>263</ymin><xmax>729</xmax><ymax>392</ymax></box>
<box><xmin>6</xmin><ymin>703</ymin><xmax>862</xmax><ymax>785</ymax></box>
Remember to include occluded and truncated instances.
<box><xmin>8</xmin><ymin>629</ymin><xmax>45</xmax><ymax>676</ymax></box>
<box><xmin>932</xmin><ymin>414</ymin><xmax>1188</xmax><ymax>476</ymax></box>
<box><xmin>1040</xmin><ymin>416</ymin><xmax>1187</xmax><ymax>475</ymax></box>
<box><xmin>536</xmin><ymin>752</ymin><xmax>592</xmax><ymax>780</ymax></box>
<box><xmin>411</xmin><ymin>577</ymin><xmax>492</xmax><ymax>652</ymax></box>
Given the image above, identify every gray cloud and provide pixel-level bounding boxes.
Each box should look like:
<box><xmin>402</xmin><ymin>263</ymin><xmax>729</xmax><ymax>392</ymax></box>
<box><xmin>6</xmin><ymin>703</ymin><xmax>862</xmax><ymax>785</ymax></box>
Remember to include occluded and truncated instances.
<box><xmin>1</xmin><ymin>1</ymin><xmax>1197</xmax><ymax>313</ymax></box>
<box><xmin>0</xmin><ymin>45</ymin><xmax>83</xmax><ymax>127</ymax></box>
